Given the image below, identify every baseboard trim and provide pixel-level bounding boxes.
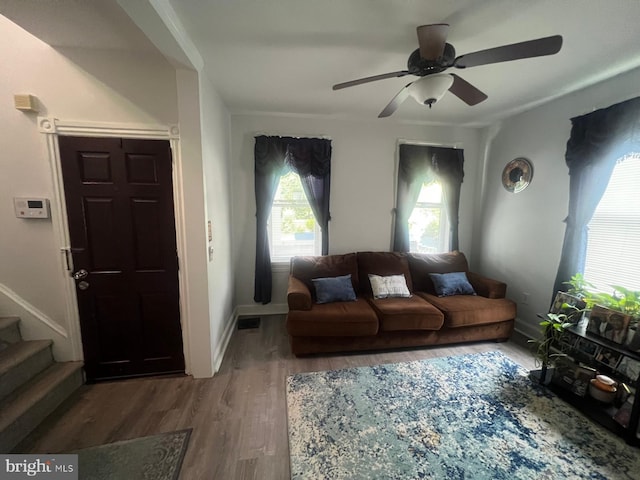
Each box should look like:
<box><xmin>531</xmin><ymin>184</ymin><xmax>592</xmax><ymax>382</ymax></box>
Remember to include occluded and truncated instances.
<box><xmin>212</xmin><ymin>308</ymin><xmax>238</xmax><ymax>374</ymax></box>
<box><xmin>514</xmin><ymin>317</ymin><xmax>539</xmax><ymax>341</ymax></box>
<box><xmin>235</xmin><ymin>303</ymin><xmax>288</xmax><ymax>317</ymax></box>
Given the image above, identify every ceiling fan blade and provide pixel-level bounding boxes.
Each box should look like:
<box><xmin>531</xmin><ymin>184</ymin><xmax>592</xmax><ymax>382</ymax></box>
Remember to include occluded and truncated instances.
<box><xmin>378</xmin><ymin>84</ymin><xmax>412</xmax><ymax>118</ymax></box>
<box><xmin>332</xmin><ymin>71</ymin><xmax>410</xmax><ymax>90</ymax></box>
<box><xmin>416</xmin><ymin>23</ymin><xmax>449</xmax><ymax>60</ymax></box>
<box><xmin>448</xmin><ymin>74</ymin><xmax>487</xmax><ymax>106</ymax></box>
<box><xmin>453</xmin><ymin>35</ymin><xmax>563</xmax><ymax>69</ymax></box>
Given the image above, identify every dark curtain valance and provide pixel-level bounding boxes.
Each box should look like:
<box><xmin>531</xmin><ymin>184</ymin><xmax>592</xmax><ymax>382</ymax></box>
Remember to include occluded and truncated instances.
<box><xmin>393</xmin><ymin>144</ymin><xmax>464</xmax><ymax>252</ymax></box>
<box><xmin>553</xmin><ymin>96</ymin><xmax>640</xmax><ymax>297</ymax></box>
<box><xmin>565</xmin><ymin>96</ymin><xmax>640</xmax><ymax>172</ymax></box>
<box><xmin>255</xmin><ymin>135</ymin><xmax>331</xmax><ymax>177</ymax></box>
<box><xmin>254</xmin><ymin>135</ymin><xmax>331</xmax><ymax>304</ymax></box>
<box><xmin>398</xmin><ymin>144</ymin><xmax>465</xmax><ymax>184</ymax></box>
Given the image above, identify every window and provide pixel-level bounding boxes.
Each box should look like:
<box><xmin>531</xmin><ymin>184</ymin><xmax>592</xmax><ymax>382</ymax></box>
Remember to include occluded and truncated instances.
<box><xmin>584</xmin><ymin>153</ymin><xmax>640</xmax><ymax>292</ymax></box>
<box><xmin>407</xmin><ymin>178</ymin><xmax>449</xmax><ymax>253</ymax></box>
<box><xmin>268</xmin><ymin>170</ymin><xmax>321</xmax><ymax>262</ymax></box>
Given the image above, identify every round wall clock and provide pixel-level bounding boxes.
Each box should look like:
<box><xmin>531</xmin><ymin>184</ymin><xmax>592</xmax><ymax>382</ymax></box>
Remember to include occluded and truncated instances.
<box><xmin>502</xmin><ymin>157</ymin><xmax>533</xmax><ymax>193</ymax></box>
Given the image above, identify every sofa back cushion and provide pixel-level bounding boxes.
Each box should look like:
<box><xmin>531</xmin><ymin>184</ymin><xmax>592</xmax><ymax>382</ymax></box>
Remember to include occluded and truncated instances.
<box><xmin>291</xmin><ymin>253</ymin><xmax>359</xmax><ymax>299</ymax></box>
<box><xmin>356</xmin><ymin>252</ymin><xmax>413</xmax><ymax>295</ymax></box>
<box><xmin>408</xmin><ymin>251</ymin><xmax>470</xmax><ymax>295</ymax></box>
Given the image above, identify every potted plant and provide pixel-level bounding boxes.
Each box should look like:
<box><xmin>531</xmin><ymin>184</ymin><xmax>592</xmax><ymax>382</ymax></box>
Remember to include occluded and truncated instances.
<box><xmin>530</xmin><ymin>307</ymin><xmax>580</xmax><ymax>384</ymax></box>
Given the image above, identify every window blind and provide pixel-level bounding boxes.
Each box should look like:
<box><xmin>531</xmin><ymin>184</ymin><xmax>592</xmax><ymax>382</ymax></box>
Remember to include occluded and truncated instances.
<box><xmin>584</xmin><ymin>154</ymin><xmax>640</xmax><ymax>292</ymax></box>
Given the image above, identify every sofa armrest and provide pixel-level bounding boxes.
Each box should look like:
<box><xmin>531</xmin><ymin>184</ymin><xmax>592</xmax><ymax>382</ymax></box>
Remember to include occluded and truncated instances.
<box><xmin>288</xmin><ymin>275</ymin><xmax>312</xmax><ymax>310</ymax></box>
<box><xmin>466</xmin><ymin>271</ymin><xmax>507</xmax><ymax>299</ymax></box>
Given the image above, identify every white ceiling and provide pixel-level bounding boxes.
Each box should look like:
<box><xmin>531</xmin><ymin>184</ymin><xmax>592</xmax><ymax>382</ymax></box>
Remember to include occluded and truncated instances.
<box><xmin>4</xmin><ymin>0</ymin><xmax>640</xmax><ymax>127</ymax></box>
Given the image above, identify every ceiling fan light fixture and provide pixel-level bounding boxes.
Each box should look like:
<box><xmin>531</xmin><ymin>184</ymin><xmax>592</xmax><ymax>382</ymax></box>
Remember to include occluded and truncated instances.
<box><xmin>408</xmin><ymin>74</ymin><xmax>454</xmax><ymax>108</ymax></box>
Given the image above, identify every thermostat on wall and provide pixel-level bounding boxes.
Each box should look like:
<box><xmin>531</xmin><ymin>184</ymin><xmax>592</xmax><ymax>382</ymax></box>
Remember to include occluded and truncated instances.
<box><xmin>14</xmin><ymin>197</ymin><xmax>50</xmax><ymax>218</ymax></box>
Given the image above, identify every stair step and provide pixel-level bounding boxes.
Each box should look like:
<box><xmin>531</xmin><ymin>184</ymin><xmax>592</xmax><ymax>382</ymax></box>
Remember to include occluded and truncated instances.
<box><xmin>0</xmin><ymin>316</ymin><xmax>21</xmax><ymax>350</ymax></box>
<box><xmin>0</xmin><ymin>340</ymin><xmax>53</xmax><ymax>403</ymax></box>
<box><xmin>0</xmin><ymin>361</ymin><xmax>84</xmax><ymax>453</ymax></box>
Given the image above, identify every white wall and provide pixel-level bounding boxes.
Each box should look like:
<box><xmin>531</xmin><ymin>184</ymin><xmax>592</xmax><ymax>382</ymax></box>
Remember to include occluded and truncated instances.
<box><xmin>230</xmin><ymin>114</ymin><xmax>482</xmax><ymax>308</ymax></box>
<box><xmin>199</xmin><ymin>74</ymin><xmax>234</xmax><ymax>372</ymax></box>
<box><xmin>0</xmin><ymin>15</ymin><xmax>178</xmax><ymax>360</ymax></box>
<box><xmin>476</xmin><ymin>66</ymin><xmax>640</xmax><ymax>339</ymax></box>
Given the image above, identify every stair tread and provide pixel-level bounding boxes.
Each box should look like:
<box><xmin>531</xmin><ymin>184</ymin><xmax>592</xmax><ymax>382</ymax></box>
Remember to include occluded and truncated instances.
<box><xmin>0</xmin><ymin>340</ymin><xmax>53</xmax><ymax>377</ymax></box>
<box><xmin>0</xmin><ymin>361</ymin><xmax>83</xmax><ymax>431</ymax></box>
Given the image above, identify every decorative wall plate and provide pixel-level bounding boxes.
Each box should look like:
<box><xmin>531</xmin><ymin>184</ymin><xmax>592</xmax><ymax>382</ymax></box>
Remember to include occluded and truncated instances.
<box><xmin>502</xmin><ymin>157</ymin><xmax>533</xmax><ymax>193</ymax></box>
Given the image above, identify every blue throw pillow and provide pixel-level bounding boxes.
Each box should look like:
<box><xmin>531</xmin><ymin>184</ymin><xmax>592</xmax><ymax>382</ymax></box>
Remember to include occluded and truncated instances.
<box><xmin>429</xmin><ymin>272</ymin><xmax>476</xmax><ymax>297</ymax></box>
<box><xmin>312</xmin><ymin>274</ymin><xmax>357</xmax><ymax>304</ymax></box>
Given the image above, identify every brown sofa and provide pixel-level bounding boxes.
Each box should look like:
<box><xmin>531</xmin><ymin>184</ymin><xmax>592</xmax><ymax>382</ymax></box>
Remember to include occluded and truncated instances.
<box><xmin>286</xmin><ymin>251</ymin><xmax>516</xmax><ymax>355</ymax></box>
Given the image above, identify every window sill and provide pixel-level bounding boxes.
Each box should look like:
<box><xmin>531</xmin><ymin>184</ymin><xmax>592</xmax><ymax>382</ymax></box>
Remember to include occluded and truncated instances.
<box><xmin>271</xmin><ymin>262</ymin><xmax>290</xmax><ymax>273</ymax></box>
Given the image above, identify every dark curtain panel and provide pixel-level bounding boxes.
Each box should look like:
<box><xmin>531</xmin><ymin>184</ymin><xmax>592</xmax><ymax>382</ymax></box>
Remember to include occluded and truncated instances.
<box><xmin>254</xmin><ymin>136</ymin><xmax>288</xmax><ymax>304</ymax></box>
<box><xmin>393</xmin><ymin>144</ymin><xmax>464</xmax><ymax>252</ymax></box>
<box><xmin>552</xmin><ymin>96</ymin><xmax>640</xmax><ymax>296</ymax></box>
<box><xmin>285</xmin><ymin>139</ymin><xmax>332</xmax><ymax>255</ymax></box>
<box><xmin>254</xmin><ymin>135</ymin><xmax>331</xmax><ymax>304</ymax></box>
<box><xmin>433</xmin><ymin>148</ymin><xmax>465</xmax><ymax>251</ymax></box>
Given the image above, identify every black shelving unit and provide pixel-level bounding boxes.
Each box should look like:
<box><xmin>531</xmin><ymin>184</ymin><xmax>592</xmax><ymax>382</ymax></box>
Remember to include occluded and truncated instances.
<box><xmin>534</xmin><ymin>318</ymin><xmax>640</xmax><ymax>446</ymax></box>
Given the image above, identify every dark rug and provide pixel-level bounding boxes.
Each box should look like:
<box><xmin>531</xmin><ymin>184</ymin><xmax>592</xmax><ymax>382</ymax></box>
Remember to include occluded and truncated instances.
<box><xmin>287</xmin><ymin>351</ymin><xmax>640</xmax><ymax>479</ymax></box>
<box><xmin>75</xmin><ymin>429</ymin><xmax>191</xmax><ymax>480</ymax></box>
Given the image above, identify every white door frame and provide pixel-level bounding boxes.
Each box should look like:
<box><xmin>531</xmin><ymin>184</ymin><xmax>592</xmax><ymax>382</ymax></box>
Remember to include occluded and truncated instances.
<box><xmin>38</xmin><ymin>116</ymin><xmax>193</xmax><ymax>375</ymax></box>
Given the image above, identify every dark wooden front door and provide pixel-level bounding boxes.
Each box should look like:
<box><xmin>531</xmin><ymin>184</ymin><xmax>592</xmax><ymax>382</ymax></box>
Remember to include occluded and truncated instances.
<box><xmin>58</xmin><ymin>136</ymin><xmax>185</xmax><ymax>381</ymax></box>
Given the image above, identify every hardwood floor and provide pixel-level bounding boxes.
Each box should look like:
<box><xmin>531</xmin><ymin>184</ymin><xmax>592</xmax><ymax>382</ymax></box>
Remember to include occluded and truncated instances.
<box><xmin>18</xmin><ymin>315</ymin><xmax>535</xmax><ymax>479</ymax></box>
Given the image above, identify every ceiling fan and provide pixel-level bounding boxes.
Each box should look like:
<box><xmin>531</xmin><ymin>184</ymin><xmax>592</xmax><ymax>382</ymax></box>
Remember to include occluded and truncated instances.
<box><xmin>332</xmin><ymin>24</ymin><xmax>563</xmax><ymax>118</ymax></box>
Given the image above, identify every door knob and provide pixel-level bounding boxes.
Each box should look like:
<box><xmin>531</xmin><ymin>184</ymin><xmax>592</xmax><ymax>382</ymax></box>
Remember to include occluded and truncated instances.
<box><xmin>77</xmin><ymin>281</ymin><xmax>90</xmax><ymax>290</ymax></box>
<box><xmin>72</xmin><ymin>269</ymin><xmax>89</xmax><ymax>280</ymax></box>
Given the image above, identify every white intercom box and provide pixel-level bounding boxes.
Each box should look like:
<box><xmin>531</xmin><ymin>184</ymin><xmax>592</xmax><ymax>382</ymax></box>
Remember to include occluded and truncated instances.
<box><xmin>14</xmin><ymin>197</ymin><xmax>50</xmax><ymax>218</ymax></box>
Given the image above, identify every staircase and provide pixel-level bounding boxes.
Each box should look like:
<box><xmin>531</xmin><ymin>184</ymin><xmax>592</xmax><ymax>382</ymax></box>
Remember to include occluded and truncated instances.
<box><xmin>0</xmin><ymin>316</ymin><xmax>84</xmax><ymax>452</ymax></box>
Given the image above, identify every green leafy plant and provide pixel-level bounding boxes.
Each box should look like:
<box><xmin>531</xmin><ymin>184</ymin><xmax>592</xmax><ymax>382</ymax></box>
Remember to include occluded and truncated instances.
<box><xmin>529</xmin><ymin>308</ymin><xmax>578</xmax><ymax>370</ymax></box>
<box><xmin>562</xmin><ymin>273</ymin><xmax>596</xmax><ymax>299</ymax></box>
<box><xmin>563</xmin><ymin>274</ymin><xmax>640</xmax><ymax>321</ymax></box>
<box><xmin>590</xmin><ymin>286</ymin><xmax>640</xmax><ymax>321</ymax></box>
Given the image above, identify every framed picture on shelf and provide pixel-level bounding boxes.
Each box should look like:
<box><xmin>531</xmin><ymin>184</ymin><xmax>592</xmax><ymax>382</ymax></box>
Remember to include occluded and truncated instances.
<box><xmin>613</xmin><ymin>399</ymin><xmax>634</xmax><ymax>428</ymax></box>
<box><xmin>575</xmin><ymin>338</ymin><xmax>599</xmax><ymax>357</ymax></box>
<box><xmin>594</xmin><ymin>347</ymin><xmax>622</xmax><ymax>369</ymax></box>
<box><xmin>625</xmin><ymin>325</ymin><xmax>640</xmax><ymax>352</ymax></box>
<box><xmin>552</xmin><ymin>357</ymin><xmax>595</xmax><ymax>397</ymax></box>
<box><xmin>617</xmin><ymin>357</ymin><xmax>640</xmax><ymax>382</ymax></box>
<box><xmin>587</xmin><ymin>305</ymin><xmax>631</xmax><ymax>345</ymax></box>
<box><xmin>550</xmin><ymin>291</ymin><xmax>586</xmax><ymax>321</ymax></box>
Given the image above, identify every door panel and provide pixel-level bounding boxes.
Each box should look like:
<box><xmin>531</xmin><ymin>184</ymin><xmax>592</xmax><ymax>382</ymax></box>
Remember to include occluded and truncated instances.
<box><xmin>59</xmin><ymin>136</ymin><xmax>184</xmax><ymax>381</ymax></box>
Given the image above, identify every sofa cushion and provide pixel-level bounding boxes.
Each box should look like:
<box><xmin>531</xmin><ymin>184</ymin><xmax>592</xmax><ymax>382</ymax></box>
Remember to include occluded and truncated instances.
<box><xmin>408</xmin><ymin>251</ymin><xmax>470</xmax><ymax>295</ymax></box>
<box><xmin>291</xmin><ymin>253</ymin><xmax>359</xmax><ymax>299</ymax></box>
<box><xmin>429</xmin><ymin>272</ymin><xmax>476</xmax><ymax>297</ymax></box>
<box><xmin>286</xmin><ymin>298</ymin><xmax>379</xmax><ymax>337</ymax></box>
<box><xmin>312</xmin><ymin>275</ymin><xmax>357</xmax><ymax>304</ymax></box>
<box><xmin>367</xmin><ymin>295</ymin><xmax>444</xmax><ymax>331</ymax></box>
<box><xmin>357</xmin><ymin>252</ymin><xmax>413</xmax><ymax>295</ymax></box>
<box><xmin>417</xmin><ymin>292</ymin><xmax>516</xmax><ymax>328</ymax></box>
<box><xmin>368</xmin><ymin>274</ymin><xmax>411</xmax><ymax>299</ymax></box>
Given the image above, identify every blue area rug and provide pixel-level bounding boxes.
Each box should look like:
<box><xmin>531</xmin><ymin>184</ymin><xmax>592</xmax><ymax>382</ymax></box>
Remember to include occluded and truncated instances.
<box><xmin>286</xmin><ymin>351</ymin><xmax>640</xmax><ymax>479</ymax></box>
